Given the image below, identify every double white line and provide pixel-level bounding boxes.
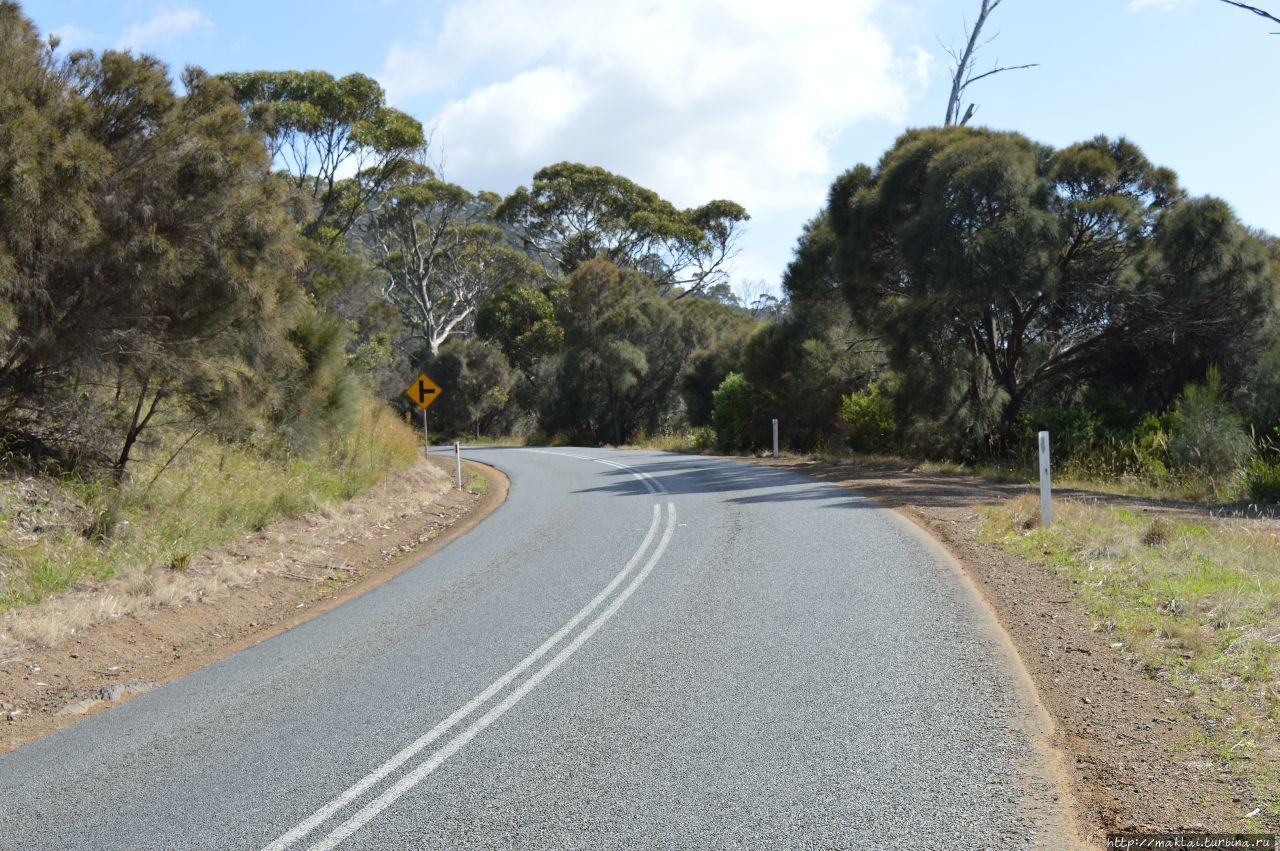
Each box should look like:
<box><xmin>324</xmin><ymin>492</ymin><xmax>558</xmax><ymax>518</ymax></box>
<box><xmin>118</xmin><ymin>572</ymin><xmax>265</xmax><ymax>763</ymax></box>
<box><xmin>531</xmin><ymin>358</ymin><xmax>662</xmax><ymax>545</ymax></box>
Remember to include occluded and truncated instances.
<box><xmin>263</xmin><ymin>498</ymin><xmax>678</xmax><ymax>850</ymax></box>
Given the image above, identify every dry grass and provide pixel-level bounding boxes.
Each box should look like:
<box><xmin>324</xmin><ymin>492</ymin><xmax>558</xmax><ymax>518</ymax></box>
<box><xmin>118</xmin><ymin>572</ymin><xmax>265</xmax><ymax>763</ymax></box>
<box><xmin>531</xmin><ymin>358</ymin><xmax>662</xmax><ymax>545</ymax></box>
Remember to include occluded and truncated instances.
<box><xmin>982</xmin><ymin>495</ymin><xmax>1280</xmax><ymax>820</ymax></box>
<box><xmin>622</xmin><ymin>428</ymin><xmax>715</xmax><ymax>453</ymax></box>
<box><xmin>0</xmin><ymin>459</ymin><xmax>450</xmax><ymax>651</ymax></box>
<box><xmin>0</xmin><ymin>399</ymin><xmax>420</xmax><ymax>638</ymax></box>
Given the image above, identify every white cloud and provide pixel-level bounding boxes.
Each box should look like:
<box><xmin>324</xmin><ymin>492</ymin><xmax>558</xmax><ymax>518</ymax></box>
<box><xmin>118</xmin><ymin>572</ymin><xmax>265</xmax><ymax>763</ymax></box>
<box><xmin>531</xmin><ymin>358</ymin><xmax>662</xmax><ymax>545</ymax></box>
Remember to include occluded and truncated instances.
<box><xmin>1126</xmin><ymin>0</ymin><xmax>1192</xmax><ymax>10</ymax></box>
<box><xmin>117</xmin><ymin>7</ymin><xmax>213</xmax><ymax>50</ymax></box>
<box><xmin>382</xmin><ymin>0</ymin><xmax>918</xmax><ymax>220</ymax></box>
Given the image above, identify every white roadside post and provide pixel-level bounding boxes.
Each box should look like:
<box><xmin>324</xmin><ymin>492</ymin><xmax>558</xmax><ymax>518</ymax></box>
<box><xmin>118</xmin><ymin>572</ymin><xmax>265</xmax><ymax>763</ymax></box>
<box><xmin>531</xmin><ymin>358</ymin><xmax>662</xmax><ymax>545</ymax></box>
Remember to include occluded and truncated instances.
<box><xmin>772</xmin><ymin>419</ymin><xmax>779</xmax><ymax>458</ymax></box>
<box><xmin>454</xmin><ymin>441</ymin><xmax>462</xmax><ymax>490</ymax></box>
<box><xmin>1038</xmin><ymin>430</ymin><xmax>1052</xmax><ymax>527</ymax></box>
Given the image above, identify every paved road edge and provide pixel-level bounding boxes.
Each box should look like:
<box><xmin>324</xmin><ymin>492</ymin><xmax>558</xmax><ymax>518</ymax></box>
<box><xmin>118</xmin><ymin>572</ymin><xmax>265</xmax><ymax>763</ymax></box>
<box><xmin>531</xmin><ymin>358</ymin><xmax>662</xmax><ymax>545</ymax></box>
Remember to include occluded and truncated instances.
<box><xmin>0</xmin><ymin>455</ymin><xmax>510</xmax><ymax>754</ymax></box>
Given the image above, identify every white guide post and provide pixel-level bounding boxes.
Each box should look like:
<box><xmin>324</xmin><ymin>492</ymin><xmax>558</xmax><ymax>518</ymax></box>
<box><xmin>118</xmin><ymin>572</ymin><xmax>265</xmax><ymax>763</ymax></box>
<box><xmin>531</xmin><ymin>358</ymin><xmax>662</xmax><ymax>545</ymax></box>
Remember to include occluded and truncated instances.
<box><xmin>1038</xmin><ymin>430</ymin><xmax>1052</xmax><ymax>527</ymax></box>
<box><xmin>454</xmin><ymin>442</ymin><xmax>462</xmax><ymax>490</ymax></box>
<box><xmin>772</xmin><ymin>419</ymin><xmax>779</xmax><ymax>458</ymax></box>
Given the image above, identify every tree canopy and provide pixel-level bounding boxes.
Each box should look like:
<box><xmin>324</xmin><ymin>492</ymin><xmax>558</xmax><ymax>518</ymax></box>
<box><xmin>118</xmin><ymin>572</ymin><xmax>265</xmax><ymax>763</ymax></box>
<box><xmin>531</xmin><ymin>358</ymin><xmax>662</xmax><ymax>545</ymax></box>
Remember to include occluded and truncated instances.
<box><xmin>219</xmin><ymin>69</ymin><xmax>424</xmax><ymax>241</ymax></box>
<box><xmin>496</xmin><ymin>162</ymin><xmax>748</xmax><ymax>297</ymax></box>
<box><xmin>366</xmin><ymin>166</ymin><xmax>542</xmax><ymax>357</ymax></box>
<box><xmin>825</xmin><ymin>126</ymin><xmax>1275</xmax><ymax>452</ymax></box>
<box><xmin>0</xmin><ymin>10</ymin><xmax>311</xmax><ymax>471</ymax></box>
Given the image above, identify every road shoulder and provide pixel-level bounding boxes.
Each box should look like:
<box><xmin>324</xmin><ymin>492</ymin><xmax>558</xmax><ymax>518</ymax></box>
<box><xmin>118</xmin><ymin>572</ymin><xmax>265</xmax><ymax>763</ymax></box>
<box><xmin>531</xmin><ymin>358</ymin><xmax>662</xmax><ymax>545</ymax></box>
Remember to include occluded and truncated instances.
<box><xmin>741</xmin><ymin>454</ymin><xmax>1265</xmax><ymax>845</ymax></box>
<box><xmin>0</xmin><ymin>454</ymin><xmax>507</xmax><ymax>754</ymax></box>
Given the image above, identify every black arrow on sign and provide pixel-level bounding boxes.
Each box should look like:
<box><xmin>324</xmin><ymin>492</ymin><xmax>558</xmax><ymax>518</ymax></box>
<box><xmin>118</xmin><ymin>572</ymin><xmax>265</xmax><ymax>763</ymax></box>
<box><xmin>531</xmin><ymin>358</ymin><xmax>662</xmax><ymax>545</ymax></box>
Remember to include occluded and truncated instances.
<box><xmin>416</xmin><ymin>380</ymin><xmax>437</xmax><ymax>404</ymax></box>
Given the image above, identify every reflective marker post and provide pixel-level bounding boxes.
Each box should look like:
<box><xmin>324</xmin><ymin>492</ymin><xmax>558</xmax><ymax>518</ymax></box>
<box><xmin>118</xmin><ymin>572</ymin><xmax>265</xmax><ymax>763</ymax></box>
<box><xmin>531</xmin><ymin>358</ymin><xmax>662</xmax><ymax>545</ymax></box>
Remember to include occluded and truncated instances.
<box><xmin>772</xmin><ymin>419</ymin><xmax>779</xmax><ymax>458</ymax></box>
<box><xmin>1038</xmin><ymin>430</ymin><xmax>1052</xmax><ymax>527</ymax></box>
<box><xmin>454</xmin><ymin>441</ymin><xmax>462</xmax><ymax>490</ymax></box>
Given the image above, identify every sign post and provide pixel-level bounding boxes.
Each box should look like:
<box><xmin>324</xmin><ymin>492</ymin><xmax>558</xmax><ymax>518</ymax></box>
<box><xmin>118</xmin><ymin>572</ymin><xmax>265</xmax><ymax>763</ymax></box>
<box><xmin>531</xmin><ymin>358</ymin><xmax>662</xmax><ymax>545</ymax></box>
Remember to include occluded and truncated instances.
<box><xmin>454</xmin><ymin>441</ymin><xmax>462</xmax><ymax>490</ymax></box>
<box><xmin>772</xmin><ymin>418</ymin><xmax>779</xmax><ymax>458</ymax></box>
<box><xmin>1038</xmin><ymin>430</ymin><xmax>1052</xmax><ymax>527</ymax></box>
<box><xmin>404</xmin><ymin>372</ymin><xmax>443</xmax><ymax>449</ymax></box>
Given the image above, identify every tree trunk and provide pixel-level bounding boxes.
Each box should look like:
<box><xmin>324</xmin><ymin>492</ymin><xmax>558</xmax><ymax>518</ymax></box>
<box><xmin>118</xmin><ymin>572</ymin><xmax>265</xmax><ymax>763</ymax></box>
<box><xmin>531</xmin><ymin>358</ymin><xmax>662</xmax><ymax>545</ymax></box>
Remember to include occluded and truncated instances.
<box><xmin>114</xmin><ymin>381</ymin><xmax>163</xmax><ymax>483</ymax></box>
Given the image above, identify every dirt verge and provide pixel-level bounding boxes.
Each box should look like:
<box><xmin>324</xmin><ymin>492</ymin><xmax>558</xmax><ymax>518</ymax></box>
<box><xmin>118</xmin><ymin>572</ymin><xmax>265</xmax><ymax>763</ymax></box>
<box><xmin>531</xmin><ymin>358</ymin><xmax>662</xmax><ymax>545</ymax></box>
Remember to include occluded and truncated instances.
<box><xmin>0</xmin><ymin>453</ymin><xmax>507</xmax><ymax>753</ymax></box>
<box><xmin>745</xmin><ymin>454</ymin><xmax>1276</xmax><ymax>846</ymax></box>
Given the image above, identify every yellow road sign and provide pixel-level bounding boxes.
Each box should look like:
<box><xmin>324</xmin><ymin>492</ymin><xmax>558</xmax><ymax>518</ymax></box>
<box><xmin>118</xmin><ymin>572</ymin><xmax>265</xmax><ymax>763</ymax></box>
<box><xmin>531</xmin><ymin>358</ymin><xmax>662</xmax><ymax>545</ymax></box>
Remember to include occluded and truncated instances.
<box><xmin>405</xmin><ymin>372</ymin><xmax>442</xmax><ymax>410</ymax></box>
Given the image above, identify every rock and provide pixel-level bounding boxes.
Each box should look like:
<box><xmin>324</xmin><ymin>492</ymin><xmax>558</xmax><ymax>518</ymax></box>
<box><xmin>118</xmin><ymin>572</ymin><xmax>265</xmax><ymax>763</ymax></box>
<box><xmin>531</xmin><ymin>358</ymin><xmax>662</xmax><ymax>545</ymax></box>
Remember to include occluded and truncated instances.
<box><xmin>96</xmin><ymin>684</ymin><xmax>126</xmax><ymax>702</ymax></box>
<box><xmin>54</xmin><ymin>698</ymin><xmax>100</xmax><ymax>716</ymax></box>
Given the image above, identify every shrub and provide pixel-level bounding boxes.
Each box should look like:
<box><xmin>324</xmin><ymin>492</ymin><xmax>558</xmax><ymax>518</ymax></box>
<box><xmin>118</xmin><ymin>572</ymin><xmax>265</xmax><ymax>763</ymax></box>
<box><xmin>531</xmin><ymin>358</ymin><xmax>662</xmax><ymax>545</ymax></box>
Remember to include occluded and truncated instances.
<box><xmin>1246</xmin><ymin>459</ymin><xmax>1280</xmax><ymax>504</ymax></box>
<box><xmin>711</xmin><ymin>372</ymin><xmax>757</xmax><ymax>451</ymax></box>
<box><xmin>1167</xmin><ymin>367</ymin><xmax>1254</xmax><ymax>488</ymax></box>
<box><xmin>839</xmin><ymin>382</ymin><xmax>896</xmax><ymax>452</ymax></box>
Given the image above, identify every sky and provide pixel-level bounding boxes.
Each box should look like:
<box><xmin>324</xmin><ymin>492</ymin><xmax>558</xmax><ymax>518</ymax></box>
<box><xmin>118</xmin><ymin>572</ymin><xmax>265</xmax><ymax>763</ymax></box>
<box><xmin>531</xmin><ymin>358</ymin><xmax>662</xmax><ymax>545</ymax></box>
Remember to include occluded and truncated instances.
<box><xmin>24</xmin><ymin>0</ymin><xmax>1280</xmax><ymax>297</ymax></box>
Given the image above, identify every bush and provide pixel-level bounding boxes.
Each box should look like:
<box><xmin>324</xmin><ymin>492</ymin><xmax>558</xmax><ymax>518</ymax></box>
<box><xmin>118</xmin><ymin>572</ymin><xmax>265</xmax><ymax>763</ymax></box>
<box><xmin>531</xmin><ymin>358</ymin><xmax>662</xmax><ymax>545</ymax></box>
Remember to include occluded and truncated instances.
<box><xmin>711</xmin><ymin>372</ymin><xmax>757</xmax><ymax>451</ymax></box>
<box><xmin>1246</xmin><ymin>459</ymin><xmax>1280</xmax><ymax>504</ymax></box>
<box><xmin>1168</xmin><ymin>368</ymin><xmax>1254</xmax><ymax>488</ymax></box>
<box><xmin>839</xmin><ymin>382</ymin><xmax>896</xmax><ymax>452</ymax></box>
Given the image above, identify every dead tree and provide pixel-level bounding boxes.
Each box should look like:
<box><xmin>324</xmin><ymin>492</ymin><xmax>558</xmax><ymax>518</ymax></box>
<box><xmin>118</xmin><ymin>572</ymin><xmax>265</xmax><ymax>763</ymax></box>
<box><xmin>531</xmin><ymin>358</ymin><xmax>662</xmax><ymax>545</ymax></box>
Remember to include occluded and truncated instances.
<box><xmin>943</xmin><ymin>0</ymin><xmax>1037</xmax><ymax>127</ymax></box>
<box><xmin>1218</xmin><ymin>0</ymin><xmax>1280</xmax><ymax>31</ymax></box>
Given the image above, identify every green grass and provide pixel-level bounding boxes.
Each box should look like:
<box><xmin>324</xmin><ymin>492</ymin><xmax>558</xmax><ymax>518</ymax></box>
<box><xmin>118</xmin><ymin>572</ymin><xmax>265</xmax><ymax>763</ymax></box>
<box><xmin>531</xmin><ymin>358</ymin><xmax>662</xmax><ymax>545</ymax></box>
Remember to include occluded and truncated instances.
<box><xmin>981</xmin><ymin>496</ymin><xmax>1280</xmax><ymax>819</ymax></box>
<box><xmin>464</xmin><ymin>471</ymin><xmax>490</xmax><ymax>494</ymax></box>
<box><xmin>0</xmin><ymin>399</ymin><xmax>419</xmax><ymax>612</ymax></box>
<box><xmin>801</xmin><ymin>446</ymin><xmax>1260</xmax><ymax>505</ymax></box>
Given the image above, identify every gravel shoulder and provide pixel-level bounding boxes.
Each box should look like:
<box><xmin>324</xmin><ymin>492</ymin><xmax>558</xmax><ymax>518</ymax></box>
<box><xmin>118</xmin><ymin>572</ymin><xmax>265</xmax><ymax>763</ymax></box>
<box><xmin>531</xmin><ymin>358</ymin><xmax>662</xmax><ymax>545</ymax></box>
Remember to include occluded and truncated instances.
<box><xmin>745</xmin><ymin>454</ymin><xmax>1275</xmax><ymax>845</ymax></box>
<box><xmin>0</xmin><ymin>453</ymin><xmax>507</xmax><ymax>754</ymax></box>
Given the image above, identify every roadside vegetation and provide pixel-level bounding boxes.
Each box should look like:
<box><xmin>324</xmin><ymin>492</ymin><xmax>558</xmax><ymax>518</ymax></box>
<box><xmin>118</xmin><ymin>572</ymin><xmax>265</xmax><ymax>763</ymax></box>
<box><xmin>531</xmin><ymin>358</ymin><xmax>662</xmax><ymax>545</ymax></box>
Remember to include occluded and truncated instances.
<box><xmin>0</xmin><ymin>401</ymin><xmax>418</xmax><ymax>613</ymax></box>
<box><xmin>2</xmin><ymin>0</ymin><xmax>1278</xmax><ymax>689</ymax></box>
<box><xmin>983</xmin><ymin>497</ymin><xmax>1280</xmax><ymax>821</ymax></box>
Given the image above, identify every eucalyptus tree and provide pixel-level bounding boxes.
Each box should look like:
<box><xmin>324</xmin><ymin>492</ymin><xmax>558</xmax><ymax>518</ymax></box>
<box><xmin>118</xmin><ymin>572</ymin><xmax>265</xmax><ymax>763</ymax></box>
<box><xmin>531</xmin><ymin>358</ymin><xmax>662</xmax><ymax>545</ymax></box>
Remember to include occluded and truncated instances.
<box><xmin>496</xmin><ymin>162</ymin><xmax>748</xmax><ymax>298</ymax></box>
<box><xmin>544</xmin><ymin>259</ymin><xmax>694</xmax><ymax>444</ymax></box>
<box><xmin>219</xmin><ymin>70</ymin><xmax>424</xmax><ymax>241</ymax></box>
<box><xmin>475</xmin><ymin>280</ymin><xmax>564</xmax><ymax>377</ymax></box>
<box><xmin>367</xmin><ymin>166</ymin><xmax>542</xmax><ymax>357</ymax></box>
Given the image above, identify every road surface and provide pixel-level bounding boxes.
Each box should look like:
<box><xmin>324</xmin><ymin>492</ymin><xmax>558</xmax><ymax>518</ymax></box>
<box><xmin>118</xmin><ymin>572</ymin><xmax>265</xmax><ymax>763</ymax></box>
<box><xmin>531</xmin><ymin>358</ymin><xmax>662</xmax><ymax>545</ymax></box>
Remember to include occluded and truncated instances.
<box><xmin>0</xmin><ymin>448</ymin><xmax>1076</xmax><ymax>849</ymax></box>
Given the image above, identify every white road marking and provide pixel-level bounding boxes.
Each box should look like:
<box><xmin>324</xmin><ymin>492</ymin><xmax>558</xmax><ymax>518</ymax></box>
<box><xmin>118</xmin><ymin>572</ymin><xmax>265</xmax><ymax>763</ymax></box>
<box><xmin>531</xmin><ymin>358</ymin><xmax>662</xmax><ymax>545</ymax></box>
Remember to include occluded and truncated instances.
<box><xmin>592</xmin><ymin>458</ymin><xmax>667</xmax><ymax>494</ymax></box>
<box><xmin>309</xmin><ymin>502</ymin><xmax>678</xmax><ymax>850</ymax></box>
<box><xmin>519</xmin><ymin>448</ymin><xmax>595</xmax><ymax>461</ymax></box>
<box><xmin>519</xmin><ymin>448</ymin><xmax>668</xmax><ymax>494</ymax></box>
<box><xmin>262</xmin><ymin>503</ymin><xmax>664</xmax><ymax>851</ymax></box>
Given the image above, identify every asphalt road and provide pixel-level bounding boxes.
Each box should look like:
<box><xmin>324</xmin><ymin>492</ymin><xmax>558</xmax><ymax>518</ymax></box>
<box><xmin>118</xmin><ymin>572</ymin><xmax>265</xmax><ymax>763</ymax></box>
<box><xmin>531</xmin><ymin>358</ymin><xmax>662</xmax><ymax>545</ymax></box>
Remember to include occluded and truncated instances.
<box><xmin>0</xmin><ymin>448</ymin><xmax>1076</xmax><ymax>849</ymax></box>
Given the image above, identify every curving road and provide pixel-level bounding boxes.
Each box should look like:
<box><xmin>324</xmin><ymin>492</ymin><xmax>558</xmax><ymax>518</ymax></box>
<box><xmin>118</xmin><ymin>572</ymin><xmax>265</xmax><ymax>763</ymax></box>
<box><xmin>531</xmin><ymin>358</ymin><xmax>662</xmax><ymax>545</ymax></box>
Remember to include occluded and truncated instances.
<box><xmin>0</xmin><ymin>448</ymin><xmax>1077</xmax><ymax>849</ymax></box>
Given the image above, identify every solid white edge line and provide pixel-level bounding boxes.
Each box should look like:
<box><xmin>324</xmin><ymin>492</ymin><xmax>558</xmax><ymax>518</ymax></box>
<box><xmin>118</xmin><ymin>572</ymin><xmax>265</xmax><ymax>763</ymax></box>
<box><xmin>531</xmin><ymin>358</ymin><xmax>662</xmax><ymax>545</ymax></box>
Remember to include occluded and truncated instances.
<box><xmin>261</xmin><ymin>504</ymin><xmax>663</xmax><ymax>851</ymax></box>
<box><xmin>309</xmin><ymin>502</ymin><xmax>678</xmax><ymax>851</ymax></box>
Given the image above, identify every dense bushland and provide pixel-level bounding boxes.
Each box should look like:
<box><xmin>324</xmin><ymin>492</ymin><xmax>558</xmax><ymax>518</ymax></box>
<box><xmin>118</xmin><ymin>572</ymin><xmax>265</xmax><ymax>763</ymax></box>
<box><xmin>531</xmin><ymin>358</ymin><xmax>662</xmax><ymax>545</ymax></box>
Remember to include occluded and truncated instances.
<box><xmin>0</xmin><ymin>2</ymin><xmax>422</xmax><ymax>603</ymax></box>
<box><xmin>4</xmin><ymin>0</ymin><xmax>1278</xmax><ymax>519</ymax></box>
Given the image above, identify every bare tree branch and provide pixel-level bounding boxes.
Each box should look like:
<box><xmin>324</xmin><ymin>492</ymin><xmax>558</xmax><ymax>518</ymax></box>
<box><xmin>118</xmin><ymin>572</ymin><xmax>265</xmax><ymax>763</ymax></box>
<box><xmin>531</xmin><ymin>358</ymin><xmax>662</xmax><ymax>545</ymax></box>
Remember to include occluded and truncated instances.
<box><xmin>1218</xmin><ymin>0</ymin><xmax>1280</xmax><ymax>30</ymax></box>
<box><xmin>944</xmin><ymin>0</ymin><xmax>1038</xmax><ymax>126</ymax></box>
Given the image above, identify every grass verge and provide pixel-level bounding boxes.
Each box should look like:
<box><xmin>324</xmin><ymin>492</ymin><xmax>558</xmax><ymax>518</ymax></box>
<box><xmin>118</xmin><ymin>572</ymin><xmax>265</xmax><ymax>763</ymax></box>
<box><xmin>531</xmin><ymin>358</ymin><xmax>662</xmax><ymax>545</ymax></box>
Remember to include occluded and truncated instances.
<box><xmin>980</xmin><ymin>495</ymin><xmax>1280</xmax><ymax>823</ymax></box>
<box><xmin>0</xmin><ymin>399</ymin><xmax>419</xmax><ymax>614</ymax></box>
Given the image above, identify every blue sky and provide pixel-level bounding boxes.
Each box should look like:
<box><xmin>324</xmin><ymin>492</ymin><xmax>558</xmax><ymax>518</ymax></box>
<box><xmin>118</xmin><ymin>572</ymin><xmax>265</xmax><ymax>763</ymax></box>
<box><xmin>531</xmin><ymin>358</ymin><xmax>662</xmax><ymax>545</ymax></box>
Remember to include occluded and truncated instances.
<box><xmin>24</xmin><ymin>0</ymin><xmax>1280</xmax><ymax>295</ymax></box>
